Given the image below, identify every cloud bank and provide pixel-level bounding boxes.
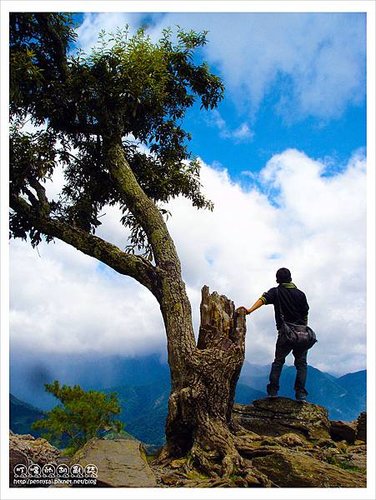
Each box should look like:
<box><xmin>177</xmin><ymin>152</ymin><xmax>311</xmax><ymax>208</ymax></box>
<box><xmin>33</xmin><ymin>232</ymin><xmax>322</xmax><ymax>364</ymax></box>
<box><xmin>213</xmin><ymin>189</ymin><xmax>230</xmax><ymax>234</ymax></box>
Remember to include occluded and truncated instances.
<box><xmin>10</xmin><ymin>149</ymin><xmax>366</xmax><ymax>375</ymax></box>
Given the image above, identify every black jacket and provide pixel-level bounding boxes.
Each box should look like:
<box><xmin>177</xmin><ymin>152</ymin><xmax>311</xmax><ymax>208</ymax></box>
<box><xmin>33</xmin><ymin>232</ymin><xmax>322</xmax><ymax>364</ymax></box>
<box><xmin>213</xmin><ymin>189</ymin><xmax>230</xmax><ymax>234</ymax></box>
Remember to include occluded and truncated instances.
<box><xmin>261</xmin><ymin>282</ymin><xmax>309</xmax><ymax>330</ymax></box>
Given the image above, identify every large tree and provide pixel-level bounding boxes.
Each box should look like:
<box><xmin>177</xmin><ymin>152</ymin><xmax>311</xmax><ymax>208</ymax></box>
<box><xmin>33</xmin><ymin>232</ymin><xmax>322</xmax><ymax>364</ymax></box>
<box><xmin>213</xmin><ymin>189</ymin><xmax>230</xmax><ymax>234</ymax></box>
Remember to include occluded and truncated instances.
<box><xmin>10</xmin><ymin>13</ymin><xmax>252</xmax><ymax>479</ymax></box>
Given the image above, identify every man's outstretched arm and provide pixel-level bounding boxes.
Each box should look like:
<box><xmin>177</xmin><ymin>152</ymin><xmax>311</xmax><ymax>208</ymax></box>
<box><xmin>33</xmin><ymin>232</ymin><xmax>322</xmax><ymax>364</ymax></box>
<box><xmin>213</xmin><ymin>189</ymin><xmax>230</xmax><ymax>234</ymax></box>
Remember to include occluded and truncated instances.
<box><xmin>237</xmin><ymin>297</ymin><xmax>265</xmax><ymax>316</ymax></box>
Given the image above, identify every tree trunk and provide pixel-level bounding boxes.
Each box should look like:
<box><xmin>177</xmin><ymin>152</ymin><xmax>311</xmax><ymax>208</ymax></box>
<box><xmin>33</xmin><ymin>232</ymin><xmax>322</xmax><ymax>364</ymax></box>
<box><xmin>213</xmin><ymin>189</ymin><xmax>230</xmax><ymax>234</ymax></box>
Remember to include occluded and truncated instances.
<box><xmin>106</xmin><ymin>144</ymin><xmax>249</xmax><ymax>475</ymax></box>
<box><xmin>160</xmin><ymin>285</ymin><xmax>247</xmax><ymax>477</ymax></box>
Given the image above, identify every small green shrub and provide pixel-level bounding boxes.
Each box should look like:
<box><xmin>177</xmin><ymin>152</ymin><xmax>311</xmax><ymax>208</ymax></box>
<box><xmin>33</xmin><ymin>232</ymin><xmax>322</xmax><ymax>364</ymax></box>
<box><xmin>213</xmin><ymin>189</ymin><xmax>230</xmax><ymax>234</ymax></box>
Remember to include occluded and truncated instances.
<box><xmin>32</xmin><ymin>381</ymin><xmax>123</xmax><ymax>454</ymax></box>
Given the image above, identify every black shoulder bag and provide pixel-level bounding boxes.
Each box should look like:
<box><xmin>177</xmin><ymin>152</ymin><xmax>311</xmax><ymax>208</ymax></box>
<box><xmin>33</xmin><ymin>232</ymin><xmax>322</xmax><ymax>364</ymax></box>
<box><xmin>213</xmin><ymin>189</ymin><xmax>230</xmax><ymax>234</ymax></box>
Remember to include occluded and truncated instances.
<box><xmin>276</xmin><ymin>287</ymin><xmax>317</xmax><ymax>349</ymax></box>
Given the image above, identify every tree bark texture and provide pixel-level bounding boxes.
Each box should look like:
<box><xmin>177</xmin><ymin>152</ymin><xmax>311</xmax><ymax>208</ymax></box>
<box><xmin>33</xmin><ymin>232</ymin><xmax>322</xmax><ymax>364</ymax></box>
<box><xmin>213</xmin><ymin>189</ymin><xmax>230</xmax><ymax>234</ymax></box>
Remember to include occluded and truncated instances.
<box><xmin>161</xmin><ymin>286</ymin><xmax>247</xmax><ymax>477</ymax></box>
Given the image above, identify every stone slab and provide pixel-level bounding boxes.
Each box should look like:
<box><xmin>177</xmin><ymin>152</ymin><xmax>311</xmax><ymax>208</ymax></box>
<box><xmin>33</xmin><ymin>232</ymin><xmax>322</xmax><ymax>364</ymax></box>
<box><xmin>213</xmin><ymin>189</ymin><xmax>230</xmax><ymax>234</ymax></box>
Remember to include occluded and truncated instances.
<box><xmin>71</xmin><ymin>438</ymin><xmax>157</xmax><ymax>487</ymax></box>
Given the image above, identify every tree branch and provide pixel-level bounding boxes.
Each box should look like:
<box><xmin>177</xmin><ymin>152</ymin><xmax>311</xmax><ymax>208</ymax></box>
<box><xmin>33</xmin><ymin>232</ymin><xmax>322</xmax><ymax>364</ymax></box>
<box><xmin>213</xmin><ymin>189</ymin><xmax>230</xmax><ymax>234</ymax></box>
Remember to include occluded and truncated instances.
<box><xmin>10</xmin><ymin>195</ymin><xmax>162</xmax><ymax>298</ymax></box>
<box><xmin>28</xmin><ymin>178</ymin><xmax>49</xmax><ymax>212</ymax></box>
<box><xmin>106</xmin><ymin>141</ymin><xmax>181</xmax><ymax>274</ymax></box>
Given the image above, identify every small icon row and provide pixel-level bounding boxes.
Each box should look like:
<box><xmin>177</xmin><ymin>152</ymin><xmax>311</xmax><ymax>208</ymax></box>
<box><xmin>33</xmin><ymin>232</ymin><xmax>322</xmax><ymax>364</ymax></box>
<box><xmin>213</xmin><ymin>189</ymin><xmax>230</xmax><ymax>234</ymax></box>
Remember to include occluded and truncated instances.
<box><xmin>13</xmin><ymin>463</ymin><xmax>98</xmax><ymax>478</ymax></box>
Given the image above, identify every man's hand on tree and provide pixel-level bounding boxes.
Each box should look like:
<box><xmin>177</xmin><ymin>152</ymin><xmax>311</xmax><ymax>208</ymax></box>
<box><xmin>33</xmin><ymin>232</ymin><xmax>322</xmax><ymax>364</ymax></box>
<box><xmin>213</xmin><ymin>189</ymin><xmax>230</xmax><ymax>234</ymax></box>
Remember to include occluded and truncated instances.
<box><xmin>236</xmin><ymin>306</ymin><xmax>249</xmax><ymax>315</ymax></box>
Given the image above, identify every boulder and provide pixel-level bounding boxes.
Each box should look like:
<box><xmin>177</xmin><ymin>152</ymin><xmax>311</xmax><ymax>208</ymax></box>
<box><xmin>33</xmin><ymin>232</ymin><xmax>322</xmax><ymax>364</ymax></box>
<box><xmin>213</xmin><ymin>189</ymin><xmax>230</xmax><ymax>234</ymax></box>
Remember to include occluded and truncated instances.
<box><xmin>251</xmin><ymin>447</ymin><xmax>366</xmax><ymax>487</ymax></box>
<box><xmin>9</xmin><ymin>449</ymin><xmax>28</xmax><ymax>486</ymax></box>
<box><xmin>71</xmin><ymin>437</ymin><xmax>157</xmax><ymax>487</ymax></box>
<box><xmin>274</xmin><ymin>432</ymin><xmax>307</xmax><ymax>448</ymax></box>
<box><xmin>343</xmin><ymin>444</ymin><xmax>367</xmax><ymax>471</ymax></box>
<box><xmin>233</xmin><ymin>397</ymin><xmax>331</xmax><ymax>441</ymax></box>
<box><xmin>10</xmin><ymin>431</ymin><xmax>60</xmax><ymax>466</ymax></box>
<box><xmin>329</xmin><ymin>420</ymin><xmax>357</xmax><ymax>444</ymax></box>
<box><xmin>356</xmin><ymin>412</ymin><xmax>366</xmax><ymax>442</ymax></box>
<box><xmin>9</xmin><ymin>431</ymin><xmax>61</xmax><ymax>488</ymax></box>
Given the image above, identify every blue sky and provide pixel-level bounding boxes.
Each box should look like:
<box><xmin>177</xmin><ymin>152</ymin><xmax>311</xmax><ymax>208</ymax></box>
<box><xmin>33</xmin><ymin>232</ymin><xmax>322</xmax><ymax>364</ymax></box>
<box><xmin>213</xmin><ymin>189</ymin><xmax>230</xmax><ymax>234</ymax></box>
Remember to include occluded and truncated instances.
<box><xmin>73</xmin><ymin>12</ymin><xmax>366</xmax><ymax>180</ymax></box>
<box><xmin>6</xmin><ymin>7</ymin><xmax>371</xmax><ymax>376</ymax></box>
<box><xmin>185</xmin><ymin>98</ymin><xmax>366</xmax><ymax>179</ymax></box>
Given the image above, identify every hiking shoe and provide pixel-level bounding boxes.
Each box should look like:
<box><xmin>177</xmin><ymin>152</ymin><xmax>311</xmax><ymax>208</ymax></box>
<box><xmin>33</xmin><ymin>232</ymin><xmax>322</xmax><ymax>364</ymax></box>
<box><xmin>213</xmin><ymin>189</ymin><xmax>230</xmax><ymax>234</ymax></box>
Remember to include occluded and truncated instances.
<box><xmin>267</xmin><ymin>391</ymin><xmax>278</xmax><ymax>399</ymax></box>
<box><xmin>295</xmin><ymin>395</ymin><xmax>307</xmax><ymax>403</ymax></box>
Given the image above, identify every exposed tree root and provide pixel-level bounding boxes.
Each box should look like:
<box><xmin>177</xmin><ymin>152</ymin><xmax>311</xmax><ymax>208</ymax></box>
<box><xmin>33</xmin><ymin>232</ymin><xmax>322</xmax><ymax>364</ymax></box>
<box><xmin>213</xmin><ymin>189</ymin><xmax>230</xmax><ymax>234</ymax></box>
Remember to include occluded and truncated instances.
<box><xmin>154</xmin><ymin>428</ymin><xmax>273</xmax><ymax>487</ymax></box>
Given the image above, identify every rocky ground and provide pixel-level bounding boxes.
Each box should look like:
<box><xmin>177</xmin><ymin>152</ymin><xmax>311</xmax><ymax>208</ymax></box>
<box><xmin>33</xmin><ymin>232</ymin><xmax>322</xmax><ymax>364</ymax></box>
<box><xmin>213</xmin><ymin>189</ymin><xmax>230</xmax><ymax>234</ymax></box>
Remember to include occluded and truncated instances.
<box><xmin>9</xmin><ymin>397</ymin><xmax>366</xmax><ymax>488</ymax></box>
<box><xmin>151</xmin><ymin>398</ymin><xmax>366</xmax><ymax>488</ymax></box>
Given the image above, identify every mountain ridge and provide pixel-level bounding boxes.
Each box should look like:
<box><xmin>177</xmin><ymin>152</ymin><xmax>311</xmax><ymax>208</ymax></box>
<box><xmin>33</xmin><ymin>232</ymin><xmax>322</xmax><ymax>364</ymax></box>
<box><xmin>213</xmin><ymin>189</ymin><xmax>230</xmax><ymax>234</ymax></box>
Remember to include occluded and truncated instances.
<box><xmin>10</xmin><ymin>394</ymin><xmax>45</xmax><ymax>437</ymax></box>
<box><xmin>10</xmin><ymin>355</ymin><xmax>366</xmax><ymax>447</ymax></box>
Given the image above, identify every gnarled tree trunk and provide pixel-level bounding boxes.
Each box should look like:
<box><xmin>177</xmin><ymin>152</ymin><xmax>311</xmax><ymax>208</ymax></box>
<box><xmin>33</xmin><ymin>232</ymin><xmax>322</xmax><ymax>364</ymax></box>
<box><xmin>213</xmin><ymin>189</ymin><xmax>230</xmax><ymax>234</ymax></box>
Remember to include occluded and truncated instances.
<box><xmin>104</xmin><ymin>144</ymin><xmax>251</xmax><ymax>476</ymax></box>
<box><xmin>160</xmin><ymin>285</ymin><xmax>247</xmax><ymax>477</ymax></box>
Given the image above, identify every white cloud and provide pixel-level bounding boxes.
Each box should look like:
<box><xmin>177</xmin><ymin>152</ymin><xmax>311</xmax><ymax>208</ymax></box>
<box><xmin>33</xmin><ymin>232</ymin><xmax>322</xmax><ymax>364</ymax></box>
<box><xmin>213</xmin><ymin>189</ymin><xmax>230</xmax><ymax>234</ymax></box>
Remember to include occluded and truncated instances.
<box><xmin>75</xmin><ymin>13</ymin><xmax>145</xmax><ymax>53</ymax></box>
<box><xmin>166</xmin><ymin>150</ymin><xmax>366</xmax><ymax>374</ymax></box>
<box><xmin>10</xmin><ymin>239</ymin><xmax>164</xmax><ymax>356</ymax></box>
<box><xmin>208</xmin><ymin>111</ymin><xmax>254</xmax><ymax>143</ymax></box>
<box><xmin>232</xmin><ymin>123</ymin><xmax>254</xmax><ymax>141</ymax></box>
<box><xmin>9</xmin><ymin>149</ymin><xmax>366</xmax><ymax>375</ymax></box>
<box><xmin>198</xmin><ymin>12</ymin><xmax>366</xmax><ymax>121</ymax></box>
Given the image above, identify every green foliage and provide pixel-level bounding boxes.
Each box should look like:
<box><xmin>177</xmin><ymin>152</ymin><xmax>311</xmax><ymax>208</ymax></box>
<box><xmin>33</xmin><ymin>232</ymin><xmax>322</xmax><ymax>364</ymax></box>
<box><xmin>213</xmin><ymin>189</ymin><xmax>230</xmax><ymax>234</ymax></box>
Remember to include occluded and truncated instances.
<box><xmin>10</xmin><ymin>123</ymin><xmax>59</xmax><ymax>245</ymax></box>
<box><xmin>10</xmin><ymin>15</ymin><xmax>224</xmax><ymax>257</ymax></box>
<box><xmin>10</xmin><ymin>13</ymin><xmax>77</xmax><ymax>117</ymax></box>
<box><xmin>32</xmin><ymin>381</ymin><xmax>123</xmax><ymax>454</ymax></box>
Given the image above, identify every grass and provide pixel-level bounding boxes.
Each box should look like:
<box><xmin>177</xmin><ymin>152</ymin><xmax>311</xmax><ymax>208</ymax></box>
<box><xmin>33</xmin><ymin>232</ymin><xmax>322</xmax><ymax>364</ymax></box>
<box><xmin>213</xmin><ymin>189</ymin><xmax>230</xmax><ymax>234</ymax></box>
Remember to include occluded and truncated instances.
<box><xmin>326</xmin><ymin>455</ymin><xmax>365</xmax><ymax>473</ymax></box>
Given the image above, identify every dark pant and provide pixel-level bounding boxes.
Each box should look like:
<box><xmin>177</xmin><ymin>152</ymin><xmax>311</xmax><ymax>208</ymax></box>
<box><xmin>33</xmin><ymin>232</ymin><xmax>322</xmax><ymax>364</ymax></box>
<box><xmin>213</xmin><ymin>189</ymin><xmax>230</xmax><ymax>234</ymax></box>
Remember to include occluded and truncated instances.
<box><xmin>267</xmin><ymin>335</ymin><xmax>308</xmax><ymax>397</ymax></box>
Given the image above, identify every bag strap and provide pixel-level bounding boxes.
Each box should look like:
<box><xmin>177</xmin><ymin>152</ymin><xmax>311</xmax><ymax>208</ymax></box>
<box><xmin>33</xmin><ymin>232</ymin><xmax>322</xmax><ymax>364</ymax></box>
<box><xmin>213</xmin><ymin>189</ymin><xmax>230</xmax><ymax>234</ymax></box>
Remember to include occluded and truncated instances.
<box><xmin>276</xmin><ymin>286</ymin><xmax>285</xmax><ymax>322</ymax></box>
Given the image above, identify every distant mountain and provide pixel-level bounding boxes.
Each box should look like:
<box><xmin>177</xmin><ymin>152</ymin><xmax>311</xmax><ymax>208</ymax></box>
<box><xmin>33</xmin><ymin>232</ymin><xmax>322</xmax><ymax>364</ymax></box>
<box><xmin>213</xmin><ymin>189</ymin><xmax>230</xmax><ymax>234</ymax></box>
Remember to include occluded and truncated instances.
<box><xmin>240</xmin><ymin>365</ymin><xmax>366</xmax><ymax>421</ymax></box>
<box><xmin>10</xmin><ymin>352</ymin><xmax>169</xmax><ymax>410</ymax></box>
<box><xmin>337</xmin><ymin>370</ymin><xmax>366</xmax><ymax>401</ymax></box>
<box><xmin>102</xmin><ymin>367</ymin><xmax>365</xmax><ymax>447</ymax></box>
<box><xmin>106</xmin><ymin>377</ymin><xmax>170</xmax><ymax>448</ymax></box>
<box><xmin>280</xmin><ymin>366</ymin><xmax>366</xmax><ymax>420</ymax></box>
<box><xmin>239</xmin><ymin>362</ymin><xmax>272</xmax><ymax>391</ymax></box>
<box><xmin>10</xmin><ymin>354</ymin><xmax>366</xmax><ymax>447</ymax></box>
<box><xmin>10</xmin><ymin>394</ymin><xmax>45</xmax><ymax>437</ymax></box>
<box><xmin>235</xmin><ymin>383</ymin><xmax>266</xmax><ymax>404</ymax></box>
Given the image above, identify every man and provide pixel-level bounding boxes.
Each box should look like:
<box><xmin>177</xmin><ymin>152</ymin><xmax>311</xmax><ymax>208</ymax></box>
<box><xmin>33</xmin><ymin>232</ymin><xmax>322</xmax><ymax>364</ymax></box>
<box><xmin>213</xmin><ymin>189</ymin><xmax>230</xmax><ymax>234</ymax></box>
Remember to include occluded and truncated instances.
<box><xmin>237</xmin><ymin>268</ymin><xmax>310</xmax><ymax>402</ymax></box>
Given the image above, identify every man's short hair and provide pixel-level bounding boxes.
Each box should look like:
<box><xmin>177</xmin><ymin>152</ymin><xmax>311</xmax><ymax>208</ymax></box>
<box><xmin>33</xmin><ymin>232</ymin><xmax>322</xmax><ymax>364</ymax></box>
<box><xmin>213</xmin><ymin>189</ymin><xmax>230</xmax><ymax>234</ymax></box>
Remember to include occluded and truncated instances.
<box><xmin>276</xmin><ymin>268</ymin><xmax>292</xmax><ymax>283</ymax></box>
